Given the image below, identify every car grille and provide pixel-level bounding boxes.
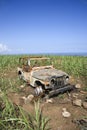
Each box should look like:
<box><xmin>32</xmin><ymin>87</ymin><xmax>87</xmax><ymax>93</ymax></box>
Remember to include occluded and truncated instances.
<box><xmin>56</xmin><ymin>77</ymin><xmax>64</xmax><ymax>87</ymax></box>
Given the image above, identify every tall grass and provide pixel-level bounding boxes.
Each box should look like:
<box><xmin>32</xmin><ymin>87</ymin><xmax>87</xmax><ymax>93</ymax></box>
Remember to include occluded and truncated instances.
<box><xmin>50</xmin><ymin>56</ymin><xmax>87</xmax><ymax>77</ymax></box>
<box><xmin>0</xmin><ymin>77</ymin><xmax>22</xmax><ymax>93</ymax></box>
<box><xmin>50</xmin><ymin>56</ymin><xmax>87</xmax><ymax>86</ymax></box>
<box><xmin>0</xmin><ymin>55</ymin><xmax>87</xmax><ymax>78</ymax></box>
<box><xmin>0</xmin><ymin>55</ymin><xmax>23</xmax><ymax>93</ymax></box>
<box><xmin>0</xmin><ymin>93</ymin><xmax>50</xmax><ymax>130</ymax></box>
<box><xmin>0</xmin><ymin>55</ymin><xmax>20</xmax><ymax>71</ymax></box>
<box><xmin>0</xmin><ymin>55</ymin><xmax>87</xmax><ymax>90</ymax></box>
<box><xmin>0</xmin><ymin>55</ymin><xmax>87</xmax><ymax>129</ymax></box>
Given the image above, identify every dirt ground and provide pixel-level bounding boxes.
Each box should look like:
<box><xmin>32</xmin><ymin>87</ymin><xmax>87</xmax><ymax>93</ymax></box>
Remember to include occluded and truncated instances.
<box><xmin>3</xmin><ymin>69</ymin><xmax>86</xmax><ymax>130</ymax></box>
<box><xmin>8</xmin><ymin>84</ymin><xmax>87</xmax><ymax>130</ymax></box>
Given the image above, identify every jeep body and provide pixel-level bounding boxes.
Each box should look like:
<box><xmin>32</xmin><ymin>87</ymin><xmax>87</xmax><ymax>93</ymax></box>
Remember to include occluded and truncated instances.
<box><xmin>17</xmin><ymin>56</ymin><xmax>75</xmax><ymax>97</ymax></box>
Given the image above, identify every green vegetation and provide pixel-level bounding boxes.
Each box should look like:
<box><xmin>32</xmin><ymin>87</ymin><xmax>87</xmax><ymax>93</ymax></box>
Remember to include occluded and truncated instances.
<box><xmin>0</xmin><ymin>55</ymin><xmax>87</xmax><ymax>129</ymax></box>
<box><xmin>50</xmin><ymin>56</ymin><xmax>87</xmax><ymax>78</ymax></box>
<box><xmin>0</xmin><ymin>55</ymin><xmax>87</xmax><ymax>77</ymax></box>
<box><xmin>50</xmin><ymin>56</ymin><xmax>87</xmax><ymax>87</ymax></box>
<box><xmin>0</xmin><ymin>55</ymin><xmax>87</xmax><ymax>92</ymax></box>
<box><xmin>0</xmin><ymin>93</ymin><xmax>50</xmax><ymax>130</ymax></box>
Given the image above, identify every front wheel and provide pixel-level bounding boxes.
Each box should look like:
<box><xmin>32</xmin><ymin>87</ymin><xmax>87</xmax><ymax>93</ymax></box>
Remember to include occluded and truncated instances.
<box><xmin>34</xmin><ymin>86</ymin><xmax>43</xmax><ymax>96</ymax></box>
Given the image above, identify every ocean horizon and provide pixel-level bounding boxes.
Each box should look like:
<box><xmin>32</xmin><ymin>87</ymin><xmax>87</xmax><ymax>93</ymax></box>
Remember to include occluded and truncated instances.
<box><xmin>46</xmin><ymin>52</ymin><xmax>87</xmax><ymax>56</ymax></box>
<box><xmin>0</xmin><ymin>52</ymin><xmax>87</xmax><ymax>56</ymax></box>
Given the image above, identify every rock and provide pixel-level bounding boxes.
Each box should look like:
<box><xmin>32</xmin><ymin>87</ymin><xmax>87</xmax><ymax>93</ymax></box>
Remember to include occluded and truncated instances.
<box><xmin>20</xmin><ymin>85</ymin><xmax>25</xmax><ymax>88</ymax></box>
<box><xmin>27</xmin><ymin>94</ymin><xmax>34</xmax><ymax>102</ymax></box>
<box><xmin>21</xmin><ymin>96</ymin><xmax>27</xmax><ymax>104</ymax></box>
<box><xmin>72</xmin><ymin>93</ymin><xmax>79</xmax><ymax>98</ymax></box>
<box><xmin>80</xmin><ymin>91</ymin><xmax>87</xmax><ymax>94</ymax></box>
<box><xmin>75</xmin><ymin>84</ymin><xmax>81</xmax><ymax>89</ymax></box>
<box><xmin>46</xmin><ymin>98</ymin><xmax>53</xmax><ymax>103</ymax></box>
<box><xmin>62</xmin><ymin>108</ymin><xmax>71</xmax><ymax>118</ymax></box>
<box><xmin>21</xmin><ymin>94</ymin><xmax>34</xmax><ymax>104</ymax></box>
<box><xmin>73</xmin><ymin>99</ymin><xmax>82</xmax><ymax>107</ymax></box>
<box><xmin>82</xmin><ymin>102</ymin><xmax>87</xmax><ymax>109</ymax></box>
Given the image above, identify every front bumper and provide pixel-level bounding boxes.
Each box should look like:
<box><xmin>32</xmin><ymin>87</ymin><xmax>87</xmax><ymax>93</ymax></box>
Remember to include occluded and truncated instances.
<box><xmin>47</xmin><ymin>84</ymin><xmax>75</xmax><ymax>98</ymax></box>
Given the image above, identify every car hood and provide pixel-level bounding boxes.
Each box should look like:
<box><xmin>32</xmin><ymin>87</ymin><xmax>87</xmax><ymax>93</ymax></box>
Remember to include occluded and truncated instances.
<box><xmin>32</xmin><ymin>68</ymin><xmax>68</xmax><ymax>82</ymax></box>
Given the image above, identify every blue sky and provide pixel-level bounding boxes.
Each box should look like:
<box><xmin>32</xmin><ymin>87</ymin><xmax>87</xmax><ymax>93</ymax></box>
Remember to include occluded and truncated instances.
<box><xmin>0</xmin><ymin>0</ymin><xmax>87</xmax><ymax>54</ymax></box>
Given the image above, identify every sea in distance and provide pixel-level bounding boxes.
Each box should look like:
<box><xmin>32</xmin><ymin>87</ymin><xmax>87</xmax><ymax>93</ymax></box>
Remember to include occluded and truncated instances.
<box><xmin>0</xmin><ymin>52</ymin><xmax>87</xmax><ymax>56</ymax></box>
<box><xmin>45</xmin><ymin>52</ymin><xmax>87</xmax><ymax>56</ymax></box>
<box><xmin>24</xmin><ymin>52</ymin><xmax>87</xmax><ymax>56</ymax></box>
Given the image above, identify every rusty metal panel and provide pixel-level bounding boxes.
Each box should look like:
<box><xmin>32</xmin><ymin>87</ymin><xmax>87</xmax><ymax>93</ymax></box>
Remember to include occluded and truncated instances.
<box><xmin>32</xmin><ymin>68</ymin><xmax>68</xmax><ymax>81</ymax></box>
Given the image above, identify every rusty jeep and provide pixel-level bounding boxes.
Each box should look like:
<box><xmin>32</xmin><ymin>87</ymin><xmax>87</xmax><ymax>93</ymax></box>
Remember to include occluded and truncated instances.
<box><xmin>17</xmin><ymin>56</ymin><xmax>75</xmax><ymax>98</ymax></box>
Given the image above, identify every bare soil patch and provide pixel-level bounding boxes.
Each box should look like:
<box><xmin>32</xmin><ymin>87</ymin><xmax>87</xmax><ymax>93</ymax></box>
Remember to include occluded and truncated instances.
<box><xmin>7</xmin><ymin>83</ymin><xmax>87</xmax><ymax>130</ymax></box>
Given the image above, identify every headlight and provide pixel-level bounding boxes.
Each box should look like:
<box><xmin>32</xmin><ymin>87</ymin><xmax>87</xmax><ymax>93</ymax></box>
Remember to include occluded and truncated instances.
<box><xmin>65</xmin><ymin>76</ymin><xmax>69</xmax><ymax>81</ymax></box>
<box><xmin>50</xmin><ymin>77</ymin><xmax>56</xmax><ymax>85</ymax></box>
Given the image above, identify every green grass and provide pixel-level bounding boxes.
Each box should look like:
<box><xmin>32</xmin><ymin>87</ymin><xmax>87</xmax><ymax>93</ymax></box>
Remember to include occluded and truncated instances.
<box><xmin>0</xmin><ymin>55</ymin><xmax>87</xmax><ymax>91</ymax></box>
<box><xmin>0</xmin><ymin>55</ymin><xmax>87</xmax><ymax>129</ymax></box>
<box><xmin>0</xmin><ymin>55</ymin><xmax>87</xmax><ymax>78</ymax></box>
<box><xmin>0</xmin><ymin>93</ymin><xmax>50</xmax><ymax>130</ymax></box>
<box><xmin>50</xmin><ymin>56</ymin><xmax>87</xmax><ymax>77</ymax></box>
<box><xmin>50</xmin><ymin>56</ymin><xmax>87</xmax><ymax>87</ymax></box>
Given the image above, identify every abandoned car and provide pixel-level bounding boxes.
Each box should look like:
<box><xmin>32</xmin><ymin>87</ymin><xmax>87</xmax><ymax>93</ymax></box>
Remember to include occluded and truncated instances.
<box><xmin>17</xmin><ymin>56</ymin><xmax>75</xmax><ymax>97</ymax></box>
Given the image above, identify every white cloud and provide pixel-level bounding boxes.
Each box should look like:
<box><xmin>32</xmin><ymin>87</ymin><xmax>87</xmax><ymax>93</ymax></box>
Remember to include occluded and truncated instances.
<box><xmin>0</xmin><ymin>43</ymin><xmax>11</xmax><ymax>53</ymax></box>
<box><xmin>0</xmin><ymin>43</ymin><xmax>24</xmax><ymax>54</ymax></box>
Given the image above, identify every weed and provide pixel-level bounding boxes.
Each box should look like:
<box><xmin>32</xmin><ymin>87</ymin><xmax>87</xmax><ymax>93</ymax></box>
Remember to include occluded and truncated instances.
<box><xmin>0</xmin><ymin>93</ymin><xmax>50</xmax><ymax>130</ymax></box>
<box><xmin>0</xmin><ymin>55</ymin><xmax>87</xmax><ymax>129</ymax></box>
